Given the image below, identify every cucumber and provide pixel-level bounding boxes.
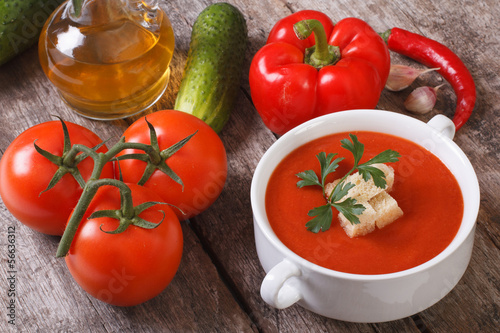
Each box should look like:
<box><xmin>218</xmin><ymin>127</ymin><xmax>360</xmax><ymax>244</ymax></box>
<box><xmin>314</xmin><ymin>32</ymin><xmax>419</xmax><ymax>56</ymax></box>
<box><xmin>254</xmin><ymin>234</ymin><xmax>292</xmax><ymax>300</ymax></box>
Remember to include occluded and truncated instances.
<box><xmin>174</xmin><ymin>3</ymin><xmax>247</xmax><ymax>133</ymax></box>
<box><xmin>0</xmin><ymin>0</ymin><xmax>64</xmax><ymax>66</ymax></box>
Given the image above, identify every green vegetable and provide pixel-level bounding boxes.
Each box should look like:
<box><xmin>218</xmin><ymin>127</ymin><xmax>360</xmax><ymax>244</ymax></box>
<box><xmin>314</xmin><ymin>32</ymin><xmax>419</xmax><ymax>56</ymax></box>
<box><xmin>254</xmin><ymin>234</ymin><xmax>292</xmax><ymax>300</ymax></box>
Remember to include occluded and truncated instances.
<box><xmin>0</xmin><ymin>0</ymin><xmax>64</xmax><ymax>66</ymax></box>
<box><xmin>296</xmin><ymin>134</ymin><xmax>401</xmax><ymax>233</ymax></box>
<box><xmin>174</xmin><ymin>3</ymin><xmax>248</xmax><ymax>133</ymax></box>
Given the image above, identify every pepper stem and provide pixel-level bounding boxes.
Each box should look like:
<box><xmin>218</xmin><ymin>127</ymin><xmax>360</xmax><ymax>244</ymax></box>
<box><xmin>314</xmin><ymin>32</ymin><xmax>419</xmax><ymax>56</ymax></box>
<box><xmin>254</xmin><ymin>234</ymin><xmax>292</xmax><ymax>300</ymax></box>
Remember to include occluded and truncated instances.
<box><xmin>71</xmin><ymin>0</ymin><xmax>84</xmax><ymax>17</ymax></box>
<box><xmin>293</xmin><ymin>19</ymin><xmax>340</xmax><ymax>69</ymax></box>
<box><xmin>379</xmin><ymin>29</ymin><xmax>392</xmax><ymax>44</ymax></box>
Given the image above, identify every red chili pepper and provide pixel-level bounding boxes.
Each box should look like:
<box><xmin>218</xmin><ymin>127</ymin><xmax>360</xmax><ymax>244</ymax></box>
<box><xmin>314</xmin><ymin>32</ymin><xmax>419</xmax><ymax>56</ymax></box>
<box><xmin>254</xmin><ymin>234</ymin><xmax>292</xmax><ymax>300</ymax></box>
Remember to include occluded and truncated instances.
<box><xmin>382</xmin><ymin>27</ymin><xmax>476</xmax><ymax>131</ymax></box>
<box><xmin>249</xmin><ymin>11</ymin><xmax>390</xmax><ymax>135</ymax></box>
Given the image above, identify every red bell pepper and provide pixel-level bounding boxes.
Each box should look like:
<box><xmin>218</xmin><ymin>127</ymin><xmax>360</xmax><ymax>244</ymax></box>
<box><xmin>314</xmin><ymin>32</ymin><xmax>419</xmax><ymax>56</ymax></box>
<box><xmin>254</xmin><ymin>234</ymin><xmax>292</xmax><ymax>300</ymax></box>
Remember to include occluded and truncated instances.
<box><xmin>249</xmin><ymin>10</ymin><xmax>390</xmax><ymax>135</ymax></box>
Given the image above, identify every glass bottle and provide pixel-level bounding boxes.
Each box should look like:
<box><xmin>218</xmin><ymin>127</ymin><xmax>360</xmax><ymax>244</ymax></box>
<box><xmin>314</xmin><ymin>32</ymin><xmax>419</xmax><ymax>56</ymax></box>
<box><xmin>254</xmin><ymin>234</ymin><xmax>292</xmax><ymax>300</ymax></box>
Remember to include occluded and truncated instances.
<box><xmin>39</xmin><ymin>0</ymin><xmax>175</xmax><ymax>120</ymax></box>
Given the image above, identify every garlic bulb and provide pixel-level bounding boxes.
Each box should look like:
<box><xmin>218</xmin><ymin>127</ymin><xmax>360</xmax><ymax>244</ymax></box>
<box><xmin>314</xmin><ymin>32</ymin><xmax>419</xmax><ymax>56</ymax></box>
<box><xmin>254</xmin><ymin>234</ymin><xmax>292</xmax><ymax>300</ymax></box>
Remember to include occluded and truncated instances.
<box><xmin>385</xmin><ymin>65</ymin><xmax>439</xmax><ymax>91</ymax></box>
<box><xmin>404</xmin><ymin>84</ymin><xmax>444</xmax><ymax>114</ymax></box>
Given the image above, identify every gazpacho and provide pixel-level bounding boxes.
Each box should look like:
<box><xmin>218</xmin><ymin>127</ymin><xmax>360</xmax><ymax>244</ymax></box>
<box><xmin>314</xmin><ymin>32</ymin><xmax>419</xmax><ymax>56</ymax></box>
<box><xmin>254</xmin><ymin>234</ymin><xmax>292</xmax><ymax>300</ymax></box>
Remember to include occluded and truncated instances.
<box><xmin>265</xmin><ymin>131</ymin><xmax>463</xmax><ymax>274</ymax></box>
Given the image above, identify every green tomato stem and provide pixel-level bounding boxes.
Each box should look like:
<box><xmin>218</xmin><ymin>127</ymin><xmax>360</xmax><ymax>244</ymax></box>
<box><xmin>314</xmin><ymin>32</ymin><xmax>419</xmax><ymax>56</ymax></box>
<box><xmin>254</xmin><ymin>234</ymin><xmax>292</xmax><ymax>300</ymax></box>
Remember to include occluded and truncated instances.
<box><xmin>54</xmin><ymin>140</ymin><xmax>154</xmax><ymax>258</ymax></box>
<box><xmin>56</xmin><ymin>178</ymin><xmax>136</xmax><ymax>257</ymax></box>
<box><xmin>293</xmin><ymin>19</ymin><xmax>341</xmax><ymax>69</ymax></box>
<box><xmin>56</xmin><ymin>179</ymin><xmax>99</xmax><ymax>258</ymax></box>
<box><xmin>117</xmin><ymin>182</ymin><xmax>135</xmax><ymax>220</ymax></box>
<box><xmin>50</xmin><ymin>119</ymin><xmax>195</xmax><ymax>258</ymax></box>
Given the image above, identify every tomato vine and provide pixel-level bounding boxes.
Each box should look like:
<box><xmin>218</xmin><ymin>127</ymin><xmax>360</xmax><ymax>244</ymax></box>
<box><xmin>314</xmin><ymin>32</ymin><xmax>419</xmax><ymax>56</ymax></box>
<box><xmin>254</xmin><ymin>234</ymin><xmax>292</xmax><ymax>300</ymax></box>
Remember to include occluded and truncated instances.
<box><xmin>34</xmin><ymin>118</ymin><xmax>195</xmax><ymax>257</ymax></box>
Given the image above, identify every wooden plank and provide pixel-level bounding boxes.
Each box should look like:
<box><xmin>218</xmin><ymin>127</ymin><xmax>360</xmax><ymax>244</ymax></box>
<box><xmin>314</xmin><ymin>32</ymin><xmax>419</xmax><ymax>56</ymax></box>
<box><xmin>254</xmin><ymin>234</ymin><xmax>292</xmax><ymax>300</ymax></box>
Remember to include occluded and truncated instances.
<box><xmin>185</xmin><ymin>0</ymin><xmax>418</xmax><ymax>331</ymax></box>
<box><xmin>0</xmin><ymin>1</ymin><xmax>255</xmax><ymax>331</ymax></box>
<box><xmin>187</xmin><ymin>0</ymin><xmax>500</xmax><ymax>332</ymax></box>
<box><xmin>0</xmin><ymin>222</ymin><xmax>256</xmax><ymax>332</ymax></box>
<box><xmin>0</xmin><ymin>0</ymin><xmax>498</xmax><ymax>331</ymax></box>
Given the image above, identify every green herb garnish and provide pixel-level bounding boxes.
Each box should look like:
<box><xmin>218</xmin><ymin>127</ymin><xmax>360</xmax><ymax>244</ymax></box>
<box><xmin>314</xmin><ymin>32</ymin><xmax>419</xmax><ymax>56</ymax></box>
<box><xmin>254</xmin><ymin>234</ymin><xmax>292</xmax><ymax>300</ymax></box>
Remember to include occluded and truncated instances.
<box><xmin>296</xmin><ymin>134</ymin><xmax>400</xmax><ymax>233</ymax></box>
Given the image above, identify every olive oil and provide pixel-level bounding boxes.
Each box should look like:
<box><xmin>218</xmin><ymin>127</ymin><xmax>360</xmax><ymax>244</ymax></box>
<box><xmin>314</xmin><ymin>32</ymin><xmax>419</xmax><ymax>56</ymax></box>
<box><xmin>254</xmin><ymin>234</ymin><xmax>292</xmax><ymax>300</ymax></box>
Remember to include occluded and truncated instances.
<box><xmin>39</xmin><ymin>1</ymin><xmax>175</xmax><ymax>120</ymax></box>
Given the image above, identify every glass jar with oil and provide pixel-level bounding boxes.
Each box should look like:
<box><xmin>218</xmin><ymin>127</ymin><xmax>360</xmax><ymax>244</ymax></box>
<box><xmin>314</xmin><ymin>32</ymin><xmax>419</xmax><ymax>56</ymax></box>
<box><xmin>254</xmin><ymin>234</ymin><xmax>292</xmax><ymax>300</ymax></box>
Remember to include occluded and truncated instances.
<box><xmin>39</xmin><ymin>0</ymin><xmax>175</xmax><ymax>120</ymax></box>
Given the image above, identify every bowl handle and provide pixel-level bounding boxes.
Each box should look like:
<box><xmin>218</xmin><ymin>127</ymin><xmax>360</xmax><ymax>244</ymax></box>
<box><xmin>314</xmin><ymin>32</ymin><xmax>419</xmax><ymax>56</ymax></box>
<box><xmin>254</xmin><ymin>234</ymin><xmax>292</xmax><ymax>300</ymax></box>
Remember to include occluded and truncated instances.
<box><xmin>260</xmin><ymin>259</ymin><xmax>302</xmax><ymax>309</ymax></box>
<box><xmin>427</xmin><ymin>115</ymin><xmax>456</xmax><ymax>139</ymax></box>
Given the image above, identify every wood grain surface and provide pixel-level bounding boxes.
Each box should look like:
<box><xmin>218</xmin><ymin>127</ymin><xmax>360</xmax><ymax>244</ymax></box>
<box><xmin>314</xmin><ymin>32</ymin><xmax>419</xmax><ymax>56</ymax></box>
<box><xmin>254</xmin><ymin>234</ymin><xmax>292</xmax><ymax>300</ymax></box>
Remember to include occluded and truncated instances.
<box><xmin>0</xmin><ymin>0</ymin><xmax>498</xmax><ymax>332</ymax></box>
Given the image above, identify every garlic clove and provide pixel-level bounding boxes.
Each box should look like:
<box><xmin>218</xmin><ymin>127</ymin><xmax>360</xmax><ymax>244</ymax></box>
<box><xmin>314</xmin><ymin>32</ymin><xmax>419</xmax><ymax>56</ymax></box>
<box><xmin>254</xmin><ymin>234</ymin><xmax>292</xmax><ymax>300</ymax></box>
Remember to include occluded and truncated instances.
<box><xmin>385</xmin><ymin>65</ymin><xmax>440</xmax><ymax>92</ymax></box>
<box><xmin>404</xmin><ymin>84</ymin><xmax>444</xmax><ymax>114</ymax></box>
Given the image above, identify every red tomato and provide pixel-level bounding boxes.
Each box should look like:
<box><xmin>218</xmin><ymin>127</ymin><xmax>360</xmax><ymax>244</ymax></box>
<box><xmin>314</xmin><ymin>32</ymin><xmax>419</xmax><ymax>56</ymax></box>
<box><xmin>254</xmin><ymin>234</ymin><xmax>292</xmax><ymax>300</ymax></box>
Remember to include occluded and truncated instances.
<box><xmin>116</xmin><ymin>110</ymin><xmax>227</xmax><ymax>220</ymax></box>
<box><xmin>0</xmin><ymin>121</ymin><xmax>113</xmax><ymax>235</ymax></box>
<box><xmin>65</xmin><ymin>183</ymin><xmax>183</xmax><ymax>306</ymax></box>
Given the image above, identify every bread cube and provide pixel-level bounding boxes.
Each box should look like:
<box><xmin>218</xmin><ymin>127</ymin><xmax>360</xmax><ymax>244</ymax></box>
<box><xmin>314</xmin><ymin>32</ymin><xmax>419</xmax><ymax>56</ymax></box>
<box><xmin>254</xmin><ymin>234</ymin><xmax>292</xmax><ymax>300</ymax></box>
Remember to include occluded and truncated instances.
<box><xmin>343</xmin><ymin>173</ymin><xmax>384</xmax><ymax>202</ymax></box>
<box><xmin>325</xmin><ymin>164</ymin><xmax>402</xmax><ymax>237</ymax></box>
<box><xmin>324</xmin><ymin>179</ymin><xmax>340</xmax><ymax>199</ymax></box>
<box><xmin>338</xmin><ymin>201</ymin><xmax>377</xmax><ymax>238</ymax></box>
<box><xmin>324</xmin><ymin>164</ymin><xmax>395</xmax><ymax>202</ymax></box>
<box><xmin>370</xmin><ymin>191</ymin><xmax>404</xmax><ymax>229</ymax></box>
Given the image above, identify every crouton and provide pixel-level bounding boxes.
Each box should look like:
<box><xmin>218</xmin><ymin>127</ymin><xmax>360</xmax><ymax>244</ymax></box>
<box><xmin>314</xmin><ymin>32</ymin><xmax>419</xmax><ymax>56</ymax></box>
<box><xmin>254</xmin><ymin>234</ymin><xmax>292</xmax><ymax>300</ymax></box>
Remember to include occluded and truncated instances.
<box><xmin>324</xmin><ymin>164</ymin><xmax>395</xmax><ymax>202</ymax></box>
<box><xmin>369</xmin><ymin>191</ymin><xmax>404</xmax><ymax>229</ymax></box>
<box><xmin>338</xmin><ymin>202</ymin><xmax>377</xmax><ymax>238</ymax></box>
<box><xmin>324</xmin><ymin>179</ymin><xmax>340</xmax><ymax>199</ymax></box>
<box><xmin>326</xmin><ymin>163</ymin><xmax>402</xmax><ymax>237</ymax></box>
<box><xmin>342</xmin><ymin>172</ymin><xmax>385</xmax><ymax>202</ymax></box>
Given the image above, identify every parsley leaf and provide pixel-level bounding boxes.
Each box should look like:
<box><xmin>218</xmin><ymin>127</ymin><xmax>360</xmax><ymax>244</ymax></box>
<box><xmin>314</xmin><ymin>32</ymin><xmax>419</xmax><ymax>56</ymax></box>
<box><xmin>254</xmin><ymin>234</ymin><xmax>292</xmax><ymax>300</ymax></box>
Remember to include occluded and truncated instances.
<box><xmin>296</xmin><ymin>170</ymin><xmax>321</xmax><ymax>188</ymax></box>
<box><xmin>357</xmin><ymin>149</ymin><xmax>401</xmax><ymax>188</ymax></box>
<box><xmin>318</xmin><ymin>152</ymin><xmax>343</xmax><ymax>186</ymax></box>
<box><xmin>357</xmin><ymin>165</ymin><xmax>387</xmax><ymax>188</ymax></box>
<box><xmin>364</xmin><ymin>149</ymin><xmax>401</xmax><ymax>165</ymax></box>
<box><xmin>340</xmin><ymin>133</ymin><xmax>364</xmax><ymax>165</ymax></box>
<box><xmin>296</xmin><ymin>152</ymin><xmax>344</xmax><ymax>189</ymax></box>
<box><xmin>332</xmin><ymin>198</ymin><xmax>365</xmax><ymax>225</ymax></box>
<box><xmin>329</xmin><ymin>181</ymin><xmax>355</xmax><ymax>203</ymax></box>
<box><xmin>296</xmin><ymin>134</ymin><xmax>400</xmax><ymax>233</ymax></box>
<box><xmin>305</xmin><ymin>204</ymin><xmax>333</xmax><ymax>233</ymax></box>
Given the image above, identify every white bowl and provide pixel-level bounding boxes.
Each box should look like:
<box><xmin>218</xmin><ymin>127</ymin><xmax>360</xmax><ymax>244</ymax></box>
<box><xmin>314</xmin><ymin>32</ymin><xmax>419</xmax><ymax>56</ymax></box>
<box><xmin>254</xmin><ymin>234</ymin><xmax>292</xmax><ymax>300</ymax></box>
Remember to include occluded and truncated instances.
<box><xmin>250</xmin><ymin>110</ymin><xmax>480</xmax><ymax>323</ymax></box>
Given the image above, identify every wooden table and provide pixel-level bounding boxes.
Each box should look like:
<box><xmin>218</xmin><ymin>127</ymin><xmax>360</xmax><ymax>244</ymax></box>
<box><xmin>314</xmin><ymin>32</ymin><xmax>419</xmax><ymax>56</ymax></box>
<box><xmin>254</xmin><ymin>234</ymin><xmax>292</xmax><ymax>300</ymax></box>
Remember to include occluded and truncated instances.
<box><xmin>1</xmin><ymin>0</ymin><xmax>499</xmax><ymax>331</ymax></box>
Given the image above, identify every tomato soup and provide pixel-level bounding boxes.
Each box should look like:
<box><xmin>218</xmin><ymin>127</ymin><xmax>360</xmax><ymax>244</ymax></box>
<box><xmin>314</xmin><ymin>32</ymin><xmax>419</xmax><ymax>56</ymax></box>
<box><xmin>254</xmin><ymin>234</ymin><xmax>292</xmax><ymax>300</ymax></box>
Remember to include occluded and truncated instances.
<box><xmin>265</xmin><ymin>131</ymin><xmax>463</xmax><ymax>275</ymax></box>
